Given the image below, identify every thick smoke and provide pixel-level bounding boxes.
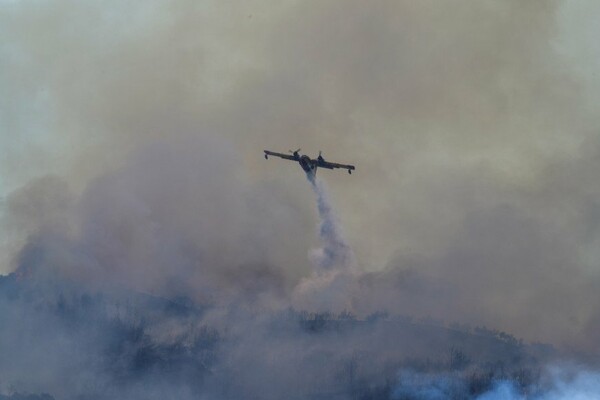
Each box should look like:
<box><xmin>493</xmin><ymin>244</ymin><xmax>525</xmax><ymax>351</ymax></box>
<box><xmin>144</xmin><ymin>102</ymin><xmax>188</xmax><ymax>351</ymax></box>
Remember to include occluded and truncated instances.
<box><xmin>4</xmin><ymin>139</ymin><xmax>597</xmax><ymax>399</ymax></box>
<box><xmin>3</xmin><ymin>0</ymin><xmax>600</xmax><ymax>398</ymax></box>
<box><xmin>4</xmin><ymin>0</ymin><xmax>600</xmax><ymax>346</ymax></box>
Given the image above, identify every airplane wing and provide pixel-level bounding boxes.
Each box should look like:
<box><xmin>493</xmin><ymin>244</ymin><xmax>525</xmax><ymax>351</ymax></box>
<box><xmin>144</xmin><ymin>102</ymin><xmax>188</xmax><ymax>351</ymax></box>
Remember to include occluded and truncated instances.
<box><xmin>316</xmin><ymin>158</ymin><xmax>356</xmax><ymax>171</ymax></box>
<box><xmin>264</xmin><ymin>150</ymin><xmax>296</xmax><ymax>161</ymax></box>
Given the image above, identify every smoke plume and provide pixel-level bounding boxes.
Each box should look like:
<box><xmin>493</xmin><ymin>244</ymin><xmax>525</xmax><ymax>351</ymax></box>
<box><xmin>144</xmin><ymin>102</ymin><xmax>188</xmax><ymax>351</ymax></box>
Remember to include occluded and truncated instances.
<box><xmin>3</xmin><ymin>0</ymin><xmax>600</xmax><ymax>398</ymax></box>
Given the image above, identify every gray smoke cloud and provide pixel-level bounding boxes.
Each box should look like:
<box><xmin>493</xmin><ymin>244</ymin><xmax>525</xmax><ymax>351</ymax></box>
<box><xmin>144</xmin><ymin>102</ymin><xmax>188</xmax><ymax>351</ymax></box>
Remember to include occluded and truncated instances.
<box><xmin>3</xmin><ymin>0</ymin><xmax>600</xmax><ymax>398</ymax></box>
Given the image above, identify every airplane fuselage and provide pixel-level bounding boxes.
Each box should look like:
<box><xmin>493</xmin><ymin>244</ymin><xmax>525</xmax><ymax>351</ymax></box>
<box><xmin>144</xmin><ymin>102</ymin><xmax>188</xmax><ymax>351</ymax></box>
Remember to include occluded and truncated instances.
<box><xmin>298</xmin><ymin>154</ymin><xmax>317</xmax><ymax>175</ymax></box>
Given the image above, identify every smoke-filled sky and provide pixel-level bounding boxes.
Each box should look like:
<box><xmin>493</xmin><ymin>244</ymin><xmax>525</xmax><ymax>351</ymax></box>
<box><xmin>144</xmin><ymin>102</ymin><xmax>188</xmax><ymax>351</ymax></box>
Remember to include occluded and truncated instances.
<box><xmin>2</xmin><ymin>0</ymin><xmax>600</xmax><ymax>352</ymax></box>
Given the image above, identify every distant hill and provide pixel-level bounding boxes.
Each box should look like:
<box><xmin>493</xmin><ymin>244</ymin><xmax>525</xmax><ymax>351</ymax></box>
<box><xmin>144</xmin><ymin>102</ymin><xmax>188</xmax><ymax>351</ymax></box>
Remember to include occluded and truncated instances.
<box><xmin>0</xmin><ymin>272</ymin><xmax>557</xmax><ymax>399</ymax></box>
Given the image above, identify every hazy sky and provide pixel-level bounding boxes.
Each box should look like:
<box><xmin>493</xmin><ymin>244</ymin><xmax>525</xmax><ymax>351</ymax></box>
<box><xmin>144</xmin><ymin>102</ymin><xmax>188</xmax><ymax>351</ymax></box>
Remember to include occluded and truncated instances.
<box><xmin>2</xmin><ymin>0</ymin><xmax>600</xmax><ymax>348</ymax></box>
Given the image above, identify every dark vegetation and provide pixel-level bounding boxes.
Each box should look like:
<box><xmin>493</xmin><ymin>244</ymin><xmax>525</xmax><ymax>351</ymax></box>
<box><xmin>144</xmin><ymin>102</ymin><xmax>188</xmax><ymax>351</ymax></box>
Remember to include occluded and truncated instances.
<box><xmin>0</xmin><ymin>274</ymin><xmax>553</xmax><ymax>399</ymax></box>
<box><xmin>0</xmin><ymin>395</ymin><xmax>54</xmax><ymax>400</ymax></box>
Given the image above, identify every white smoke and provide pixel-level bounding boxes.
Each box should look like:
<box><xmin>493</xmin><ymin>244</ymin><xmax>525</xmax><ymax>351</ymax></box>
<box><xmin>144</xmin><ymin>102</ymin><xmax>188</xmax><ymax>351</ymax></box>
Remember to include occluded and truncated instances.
<box><xmin>475</xmin><ymin>382</ymin><xmax>525</xmax><ymax>400</ymax></box>
<box><xmin>475</xmin><ymin>369</ymin><xmax>600</xmax><ymax>400</ymax></box>
<box><xmin>538</xmin><ymin>367</ymin><xmax>600</xmax><ymax>400</ymax></box>
<box><xmin>391</xmin><ymin>366</ymin><xmax>600</xmax><ymax>400</ymax></box>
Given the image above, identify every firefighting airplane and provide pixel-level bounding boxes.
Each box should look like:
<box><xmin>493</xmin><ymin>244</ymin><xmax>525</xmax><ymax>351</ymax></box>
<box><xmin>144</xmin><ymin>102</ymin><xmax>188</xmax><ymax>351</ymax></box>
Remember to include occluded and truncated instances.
<box><xmin>264</xmin><ymin>149</ymin><xmax>355</xmax><ymax>175</ymax></box>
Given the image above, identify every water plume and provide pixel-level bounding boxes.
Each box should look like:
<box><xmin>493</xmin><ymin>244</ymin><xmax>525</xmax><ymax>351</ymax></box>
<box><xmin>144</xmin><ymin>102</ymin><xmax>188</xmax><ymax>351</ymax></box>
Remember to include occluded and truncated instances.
<box><xmin>306</xmin><ymin>173</ymin><xmax>355</xmax><ymax>272</ymax></box>
<box><xmin>290</xmin><ymin>173</ymin><xmax>358</xmax><ymax>312</ymax></box>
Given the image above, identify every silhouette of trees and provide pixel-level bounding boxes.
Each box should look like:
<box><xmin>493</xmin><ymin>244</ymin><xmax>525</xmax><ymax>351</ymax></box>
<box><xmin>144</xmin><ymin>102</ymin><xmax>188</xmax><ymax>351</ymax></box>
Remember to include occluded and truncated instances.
<box><xmin>0</xmin><ymin>394</ymin><xmax>54</xmax><ymax>400</ymax></box>
<box><xmin>449</xmin><ymin>347</ymin><xmax>471</xmax><ymax>371</ymax></box>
